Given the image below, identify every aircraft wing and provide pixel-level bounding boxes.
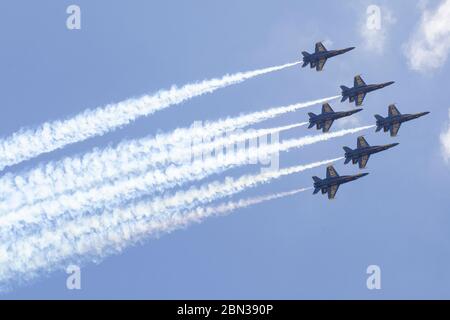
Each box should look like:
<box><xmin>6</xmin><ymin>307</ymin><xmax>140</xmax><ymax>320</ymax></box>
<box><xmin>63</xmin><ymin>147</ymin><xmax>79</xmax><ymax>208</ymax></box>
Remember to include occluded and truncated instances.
<box><xmin>322</xmin><ymin>120</ymin><xmax>333</xmax><ymax>132</ymax></box>
<box><xmin>356</xmin><ymin>93</ymin><xmax>366</xmax><ymax>106</ymax></box>
<box><xmin>316</xmin><ymin>58</ymin><xmax>327</xmax><ymax>71</ymax></box>
<box><xmin>388</xmin><ymin>104</ymin><xmax>401</xmax><ymax>117</ymax></box>
<box><xmin>315</xmin><ymin>42</ymin><xmax>327</xmax><ymax>53</ymax></box>
<box><xmin>357</xmin><ymin>136</ymin><xmax>370</xmax><ymax>148</ymax></box>
<box><xmin>359</xmin><ymin>155</ymin><xmax>370</xmax><ymax>169</ymax></box>
<box><xmin>322</xmin><ymin>103</ymin><xmax>334</xmax><ymax>114</ymax></box>
<box><xmin>354</xmin><ymin>75</ymin><xmax>366</xmax><ymax>87</ymax></box>
<box><xmin>390</xmin><ymin>123</ymin><xmax>401</xmax><ymax>137</ymax></box>
<box><xmin>328</xmin><ymin>184</ymin><xmax>339</xmax><ymax>199</ymax></box>
<box><xmin>326</xmin><ymin>165</ymin><xmax>339</xmax><ymax>178</ymax></box>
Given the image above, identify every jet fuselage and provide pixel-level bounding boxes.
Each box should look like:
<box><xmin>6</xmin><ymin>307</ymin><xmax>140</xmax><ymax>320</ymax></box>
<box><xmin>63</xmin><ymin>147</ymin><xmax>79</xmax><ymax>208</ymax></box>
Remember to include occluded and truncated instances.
<box><xmin>342</xmin><ymin>81</ymin><xmax>395</xmax><ymax>101</ymax></box>
<box><xmin>344</xmin><ymin>143</ymin><xmax>399</xmax><ymax>162</ymax></box>
<box><xmin>309</xmin><ymin>109</ymin><xmax>362</xmax><ymax>128</ymax></box>
<box><xmin>376</xmin><ymin>112</ymin><xmax>430</xmax><ymax>128</ymax></box>
<box><xmin>314</xmin><ymin>173</ymin><xmax>369</xmax><ymax>191</ymax></box>
<box><xmin>303</xmin><ymin>47</ymin><xmax>355</xmax><ymax>65</ymax></box>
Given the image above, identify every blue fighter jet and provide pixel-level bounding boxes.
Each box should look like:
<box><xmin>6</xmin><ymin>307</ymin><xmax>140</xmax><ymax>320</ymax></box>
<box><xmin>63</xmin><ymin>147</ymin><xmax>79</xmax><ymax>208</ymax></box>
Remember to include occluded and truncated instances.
<box><xmin>340</xmin><ymin>75</ymin><xmax>395</xmax><ymax>106</ymax></box>
<box><xmin>308</xmin><ymin>103</ymin><xmax>362</xmax><ymax>132</ymax></box>
<box><xmin>301</xmin><ymin>42</ymin><xmax>355</xmax><ymax>71</ymax></box>
<box><xmin>312</xmin><ymin>165</ymin><xmax>369</xmax><ymax>200</ymax></box>
<box><xmin>374</xmin><ymin>104</ymin><xmax>430</xmax><ymax>137</ymax></box>
<box><xmin>343</xmin><ymin>136</ymin><xmax>399</xmax><ymax>169</ymax></box>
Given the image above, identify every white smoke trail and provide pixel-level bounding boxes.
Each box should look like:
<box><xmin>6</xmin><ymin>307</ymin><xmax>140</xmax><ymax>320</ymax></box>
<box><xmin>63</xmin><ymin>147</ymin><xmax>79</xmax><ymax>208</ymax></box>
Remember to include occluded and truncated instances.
<box><xmin>0</xmin><ymin>121</ymin><xmax>307</xmax><ymax>214</ymax></box>
<box><xmin>0</xmin><ymin>126</ymin><xmax>372</xmax><ymax>239</ymax></box>
<box><xmin>0</xmin><ymin>94</ymin><xmax>338</xmax><ymax>212</ymax></box>
<box><xmin>0</xmin><ymin>62</ymin><xmax>300</xmax><ymax>171</ymax></box>
<box><xmin>197</xmin><ymin>187</ymin><xmax>312</xmax><ymax>218</ymax></box>
<box><xmin>0</xmin><ymin>158</ymin><xmax>338</xmax><ymax>284</ymax></box>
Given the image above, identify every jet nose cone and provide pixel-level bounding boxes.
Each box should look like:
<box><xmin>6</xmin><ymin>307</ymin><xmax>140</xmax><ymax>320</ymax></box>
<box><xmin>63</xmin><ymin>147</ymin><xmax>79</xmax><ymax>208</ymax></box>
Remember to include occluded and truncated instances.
<box><xmin>353</xmin><ymin>108</ymin><xmax>363</xmax><ymax>114</ymax></box>
<box><xmin>415</xmin><ymin>111</ymin><xmax>430</xmax><ymax>118</ymax></box>
<box><xmin>384</xmin><ymin>81</ymin><xmax>395</xmax><ymax>87</ymax></box>
<box><xmin>387</xmin><ymin>142</ymin><xmax>400</xmax><ymax>149</ymax></box>
<box><xmin>359</xmin><ymin>172</ymin><xmax>369</xmax><ymax>178</ymax></box>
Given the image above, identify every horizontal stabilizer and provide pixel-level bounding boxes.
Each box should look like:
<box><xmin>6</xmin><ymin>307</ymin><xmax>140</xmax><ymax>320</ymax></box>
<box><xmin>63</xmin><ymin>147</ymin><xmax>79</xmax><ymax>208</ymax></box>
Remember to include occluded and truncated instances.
<box><xmin>301</xmin><ymin>51</ymin><xmax>310</xmax><ymax>57</ymax></box>
<box><xmin>374</xmin><ymin>114</ymin><xmax>384</xmax><ymax>122</ymax></box>
<box><xmin>344</xmin><ymin>157</ymin><xmax>351</xmax><ymax>164</ymax></box>
<box><xmin>308</xmin><ymin>112</ymin><xmax>316</xmax><ymax>118</ymax></box>
<box><xmin>340</xmin><ymin>85</ymin><xmax>349</xmax><ymax>91</ymax></box>
<box><xmin>313</xmin><ymin>188</ymin><xmax>320</xmax><ymax>194</ymax></box>
<box><xmin>308</xmin><ymin>122</ymin><xmax>315</xmax><ymax>129</ymax></box>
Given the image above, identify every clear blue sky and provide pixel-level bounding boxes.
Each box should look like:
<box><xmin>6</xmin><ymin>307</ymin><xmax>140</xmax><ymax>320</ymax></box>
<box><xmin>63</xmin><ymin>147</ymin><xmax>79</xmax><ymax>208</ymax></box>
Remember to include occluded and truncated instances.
<box><xmin>1</xmin><ymin>0</ymin><xmax>449</xmax><ymax>299</ymax></box>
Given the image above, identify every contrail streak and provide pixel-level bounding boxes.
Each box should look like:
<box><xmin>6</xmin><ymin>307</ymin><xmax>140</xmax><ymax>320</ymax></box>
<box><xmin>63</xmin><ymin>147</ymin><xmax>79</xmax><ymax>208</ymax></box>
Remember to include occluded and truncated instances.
<box><xmin>0</xmin><ymin>121</ymin><xmax>307</xmax><ymax>214</ymax></box>
<box><xmin>0</xmin><ymin>62</ymin><xmax>300</xmax><ymax>171</ymax></box>
<box><xmin>0</xmin><ymin>126</ymin><xmax>372</xmax><ymax>238</ymax></box>
<box><xmin>98</xmin><ymin>187</ymin><xmax>313</xmax><ymax>236</ymax></box>
<box><xmin>0</xmin><ymin>159</ymin><xmax>338</xmax><ymax>284</ymax></box>
<box><xmin>0</xmin><ymin>94</ymin><xmax>338</xmax><ymax>211</ymax></box>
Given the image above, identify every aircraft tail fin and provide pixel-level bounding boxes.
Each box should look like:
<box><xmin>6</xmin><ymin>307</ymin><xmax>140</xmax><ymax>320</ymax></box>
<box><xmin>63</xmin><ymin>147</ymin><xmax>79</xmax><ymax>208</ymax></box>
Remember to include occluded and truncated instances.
<box><xmin>340</xmin><ymin>86</ymin><xmax>349</xmax><ymax>102</ymax></box>
<box><xmin>308</xmin><ymin>113</ymin><xmax>317</xmax><ymax>129</ymax></box>
<box><xmin>312</xmin><ymin>176</ymin><xmax>322</xmax><ymax>183</ymax></box>
<box><xmin>374</xmin><ymin>115</ymin><xmax>384</xmax><ymax>132</ymax></box>
<box><xmin>301</xmin><ymin>51</ymin><xmax>310</xmax><ymax>68</ymax></box>
<box><xmin>301</xmin><ymin>51</ymin><xmax>310</xmax><ymax>57</ymax></box>
<box><xmin>343</xmin><ymin>147</ymin><xmax>352</xmax><ymax>164</ymax></box>
<box><xmin>312</xmin><ymin>176</ymin><xmax>321</xmax><ymax>195</ymax></box>
<box><xmin>343</xmin><ymin>146</ymin><xmax>352</xmax><ymax>153</ymax></box>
